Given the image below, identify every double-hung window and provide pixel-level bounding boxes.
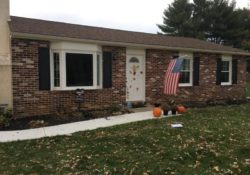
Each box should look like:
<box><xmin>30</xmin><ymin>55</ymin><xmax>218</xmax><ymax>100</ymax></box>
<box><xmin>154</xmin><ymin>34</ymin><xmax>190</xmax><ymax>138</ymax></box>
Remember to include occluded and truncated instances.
<box><xmin>221</xmin><ymin>56</ymin><xmax>232</xmax><ymax>85</ymax></box>
<box><xmin>179</xmin><ymin>53</ymin><xmax>193</xmax><ymax>87</ymax></box>
<box><xmin>50</xmin><ymin>42</ymin><xmax>102</xmax><ymax>90</ymax></box>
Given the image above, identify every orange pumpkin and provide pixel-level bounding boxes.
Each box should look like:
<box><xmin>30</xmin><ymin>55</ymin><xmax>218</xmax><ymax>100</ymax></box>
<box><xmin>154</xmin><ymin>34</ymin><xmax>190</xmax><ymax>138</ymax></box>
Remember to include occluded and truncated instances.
<box><xmin>153</xmin><ymin>107</ymin><xmax>162</xmax><ymax>117</ymax></box>
<box><xmin>177</xmin><ymin>106</ymin><xmax>186</xmax><ymax>113</ymax></box>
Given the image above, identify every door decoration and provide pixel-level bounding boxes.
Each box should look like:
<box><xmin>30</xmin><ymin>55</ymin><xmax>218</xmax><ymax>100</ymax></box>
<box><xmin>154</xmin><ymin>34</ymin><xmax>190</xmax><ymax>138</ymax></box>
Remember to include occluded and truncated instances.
<box><xmin>132</xmin><ymin>65</ymin><xmax>139</xmax><ymax>76</ymax></box>
<box><xmin>126</xmin><ymin>55</ymin><xmax>145</xmax><ymax>102</ymax></box>
<box><xmin>129</xmin><ymin>57</ymin><xmax>140</xmax><ymax>81</ymax></box>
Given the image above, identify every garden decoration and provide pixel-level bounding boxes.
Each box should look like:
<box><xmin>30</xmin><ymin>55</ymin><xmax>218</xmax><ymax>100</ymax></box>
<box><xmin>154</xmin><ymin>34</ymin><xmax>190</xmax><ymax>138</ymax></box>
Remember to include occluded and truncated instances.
<box><xmin>177</xmin><ymin>105</ymin><xmax>186</xmax><ymax>113</ymax></box>
<box><xmin>75</xmin><ymin>89</ymin><xmax>84</xmax><ymax>112</ymax></box>
<box><xmin>153</xmin><ymin>107</ymin><xmax>162</xmax><ymax>117</ymax></box>
<box><xmin>153</xmin><ymin>103</ymin><xmax>162</xmax><ymax>118</ymax></box>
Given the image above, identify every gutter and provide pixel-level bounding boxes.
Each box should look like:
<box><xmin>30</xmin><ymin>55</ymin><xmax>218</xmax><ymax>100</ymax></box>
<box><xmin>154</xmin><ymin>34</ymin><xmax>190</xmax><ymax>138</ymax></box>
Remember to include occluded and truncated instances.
<box><xmin>11</xmin><ymin>32</ymin><xmax>250</xmax><ymax>57</ymax></box>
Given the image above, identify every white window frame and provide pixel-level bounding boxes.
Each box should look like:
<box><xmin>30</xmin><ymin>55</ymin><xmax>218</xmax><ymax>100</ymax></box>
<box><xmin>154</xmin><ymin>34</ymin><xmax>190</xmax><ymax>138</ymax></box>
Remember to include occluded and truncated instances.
<box><xmin>179</xmin><ymin>52</ymin><xmax>193</xmax><ymax>87</ymax></box>
<box><xmin>96</xmin><ymin>52</ymin><xmax>103</xmax><ymax>87</ymax></box>
<box><xmin>51</xmin><ymin>52</ymin><xmax>60</xmax><ymax>88</ymax></box>
<box><xmin>221</xmin><ymin>55</ymin><xmax>232</xmax><ymax>86</ymax></box>
<box><xmin>50</xmin><ymin>44</ymin><xmax>103</xmax><ymax>91</ymax></box>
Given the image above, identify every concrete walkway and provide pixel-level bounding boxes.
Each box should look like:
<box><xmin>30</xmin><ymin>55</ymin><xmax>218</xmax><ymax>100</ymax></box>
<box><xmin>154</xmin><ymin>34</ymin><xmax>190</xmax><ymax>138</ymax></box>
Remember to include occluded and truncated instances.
<box><xmin>0</xmin><ymin>111</ymin><xmax>176</xmax><ymax>143</ymax></box>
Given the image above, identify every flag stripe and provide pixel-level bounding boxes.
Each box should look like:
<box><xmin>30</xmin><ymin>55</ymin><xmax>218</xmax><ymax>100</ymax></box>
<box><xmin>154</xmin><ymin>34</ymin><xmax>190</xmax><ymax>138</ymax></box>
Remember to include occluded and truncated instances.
<box><xmin>164</xmin><ymin>60</ymin><xmax>175</xmax><ymax>94</ymax></box>
<box><xmin>164</xmin><ymin>58</ymin><xmax>183</xmax><ymax>95</ymax></box>
<box><xmin>165</xmin><ymin>61</ymin><xmax>173</xmax><ymax>91</ymax></box>
<box><xmin>165</xmin><ymin>60</ymin><xmax>175</xmax><ymax>94</ymax></box>
<box><xmin>169</xmin><ymin>60</ymin><xmax>176</xmax><ymax>94</ymax></box>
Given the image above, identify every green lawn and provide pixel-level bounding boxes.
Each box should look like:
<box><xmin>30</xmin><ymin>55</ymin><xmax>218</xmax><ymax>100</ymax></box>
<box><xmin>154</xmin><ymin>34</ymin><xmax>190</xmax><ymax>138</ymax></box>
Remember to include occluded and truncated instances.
<box><xmin>246</xmin><ymin>82</ymin><xmax>250</xmax><ymax>97</ymax></box>
<box><xmin>0</xmin><ymin>105</ymin><xmax>250</xmax><ymax>174</ymax></box>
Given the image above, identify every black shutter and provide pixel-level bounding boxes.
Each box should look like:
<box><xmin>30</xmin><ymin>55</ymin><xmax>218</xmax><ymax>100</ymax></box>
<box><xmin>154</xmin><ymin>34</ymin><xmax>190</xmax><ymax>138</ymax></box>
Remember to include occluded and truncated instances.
<box><xmin>38</xmin><ymin>47</ymin><xmax>50</xmax><ymax>90</ymax></box>
<box><xmin>193</xmin><ymin>57</ymin><xmax>200</xmax><ymax>86</ymax></box>
<box><xmin>103</xmin><ymin>51</ymin><xmax>112</xmax><ymax>88</ymax></box>
<box><xmin>232</xmin><ymin>59</ymin><xmax>238</xmax><ymax>84</ymax></box>
<box><xmin>216</xmin><ymin>57</ymin><xmax>222</xmax><ymax>85</ymax></box>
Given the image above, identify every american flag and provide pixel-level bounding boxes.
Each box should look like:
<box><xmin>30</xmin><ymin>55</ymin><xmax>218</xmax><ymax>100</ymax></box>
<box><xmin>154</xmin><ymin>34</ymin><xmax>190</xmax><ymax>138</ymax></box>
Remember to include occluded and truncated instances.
<box><xmin>164</xmin><ymin>57</ymin><xmax>184</xmax><ymax>95</ymax></box>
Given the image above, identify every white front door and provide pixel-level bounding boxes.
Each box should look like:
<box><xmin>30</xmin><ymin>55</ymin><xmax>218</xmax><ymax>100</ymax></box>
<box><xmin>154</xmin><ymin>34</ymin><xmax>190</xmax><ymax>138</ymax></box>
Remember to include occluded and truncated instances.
<box><xmin>126</xmin><ymin>55</ymin><xmax>145</xmax><ymax>102</ymax></box>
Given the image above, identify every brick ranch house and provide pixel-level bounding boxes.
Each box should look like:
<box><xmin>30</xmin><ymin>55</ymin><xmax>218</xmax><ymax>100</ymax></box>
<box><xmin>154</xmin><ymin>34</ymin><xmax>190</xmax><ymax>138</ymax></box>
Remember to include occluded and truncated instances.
<box><xmin>0</xmin><ymin>1</ymin><xmax>250</xmax><ymax>118</ymax></box>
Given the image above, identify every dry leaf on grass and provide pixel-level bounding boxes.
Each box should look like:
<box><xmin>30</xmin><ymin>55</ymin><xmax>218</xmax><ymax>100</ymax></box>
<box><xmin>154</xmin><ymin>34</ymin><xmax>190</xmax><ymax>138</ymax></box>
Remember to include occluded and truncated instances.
<box><xmin>213</xmin><ymin>166</ymin><xmax>220</xmax><ymax>172</ymax></box>
<box><xmin>245</xmin><ymin>159</ymin><xmax>250</xmax><ymax>165</ymax></box>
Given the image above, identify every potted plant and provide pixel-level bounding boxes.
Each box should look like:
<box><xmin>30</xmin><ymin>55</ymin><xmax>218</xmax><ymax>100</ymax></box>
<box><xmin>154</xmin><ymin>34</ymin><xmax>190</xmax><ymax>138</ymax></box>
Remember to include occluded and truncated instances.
<box><xmin>161</xmin><ymin>103</ymin><xmax>169</xmax><ymax>116</ymax></box>
<box><xmin>169</xmin><ymin>99</ymin><xmax>177</xmax><ymax>115</ymax></box>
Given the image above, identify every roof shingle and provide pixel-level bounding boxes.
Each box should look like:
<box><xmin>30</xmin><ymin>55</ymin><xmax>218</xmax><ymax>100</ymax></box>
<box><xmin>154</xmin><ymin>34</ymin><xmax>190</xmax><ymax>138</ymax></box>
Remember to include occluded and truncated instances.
<box><xmin>9</xmin><ymin>16</ymin><xmax>249</xmax><ymax>55</ymax></box>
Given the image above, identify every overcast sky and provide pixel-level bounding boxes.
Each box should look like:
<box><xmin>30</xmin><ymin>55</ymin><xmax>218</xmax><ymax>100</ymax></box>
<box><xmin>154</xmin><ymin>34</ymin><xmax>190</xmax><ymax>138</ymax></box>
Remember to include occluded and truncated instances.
<box><xmin>10</xmin><ymin>0</ymin><xmax>249</xmax><ymax>34</ymax></box>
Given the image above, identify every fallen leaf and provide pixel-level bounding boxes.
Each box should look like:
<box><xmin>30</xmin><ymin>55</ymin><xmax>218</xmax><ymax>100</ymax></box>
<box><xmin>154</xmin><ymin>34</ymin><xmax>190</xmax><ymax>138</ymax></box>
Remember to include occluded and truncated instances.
<box><xmin>213</xmin><ymin>166</ymin><xmax>220</xmax><ymax>172</ymax></box>
<box><xmin>245</xmin><ymin>159</ymin><xmax>250</xmax><ymax>165</ymax></box>
<box><xmin>195</xmin><ymin>160</ymin><xmax>200</xmax><ymax>168</ymax></box>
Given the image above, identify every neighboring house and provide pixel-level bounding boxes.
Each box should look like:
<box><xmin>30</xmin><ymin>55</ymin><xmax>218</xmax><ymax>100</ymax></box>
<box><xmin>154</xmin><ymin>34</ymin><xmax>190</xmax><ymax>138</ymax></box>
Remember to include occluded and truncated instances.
<box><xmin>0</xmin><ymin>0</ymin><xmax>249</xmax><ymax>117</ymax></box>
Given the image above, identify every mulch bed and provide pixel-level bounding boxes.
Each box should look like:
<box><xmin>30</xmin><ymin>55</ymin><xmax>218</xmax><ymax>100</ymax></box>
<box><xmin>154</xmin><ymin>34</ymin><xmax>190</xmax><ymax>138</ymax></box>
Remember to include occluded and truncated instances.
<box><xmin>0</xmin><ymin>109</ymin><xmax>115</xmax><ymax>131</ymax></box>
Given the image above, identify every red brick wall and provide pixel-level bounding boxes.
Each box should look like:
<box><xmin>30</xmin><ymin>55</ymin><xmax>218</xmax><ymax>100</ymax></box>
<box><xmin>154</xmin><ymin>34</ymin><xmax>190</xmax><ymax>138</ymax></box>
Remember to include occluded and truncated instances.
<box><xmin>12</xmin><ymin>39</ymin><xmax>126</xmax><ymax>117</ymax></box>
<box><xmin>146</xmin><ymin>49</ymin><xmax>247</xmax><ymax>105</ymax></box>
<box><xmin>12</xmin><ymin>38</ymin><xmax>247</xmax><ymax>117</ymax></box>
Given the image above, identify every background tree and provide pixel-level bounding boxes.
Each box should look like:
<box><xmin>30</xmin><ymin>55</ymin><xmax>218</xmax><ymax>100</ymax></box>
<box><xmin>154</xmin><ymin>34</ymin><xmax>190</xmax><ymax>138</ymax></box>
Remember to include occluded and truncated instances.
<box><xmin>192</xmin><ymin>0</ymin><xmax>212</xmax><ymax>39</ymax></box>
<box><xmin>206</xmin><ymin>0</ymin><xmax>237</xmax><ymax>44</ymax></box>
<box><xmin>234</xmin><ymin>8</ymin><xmax>250</xmax><ymax>50</ymax></box>
<box><xmin>158</xmin><ymin>0</ymin><xmax>250</xmax><ymax>51</ymax></box>
<box><xmin>157</xmin><ymin>0</ymin><xmax>193</xmax><ymax>37</ymax></box>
